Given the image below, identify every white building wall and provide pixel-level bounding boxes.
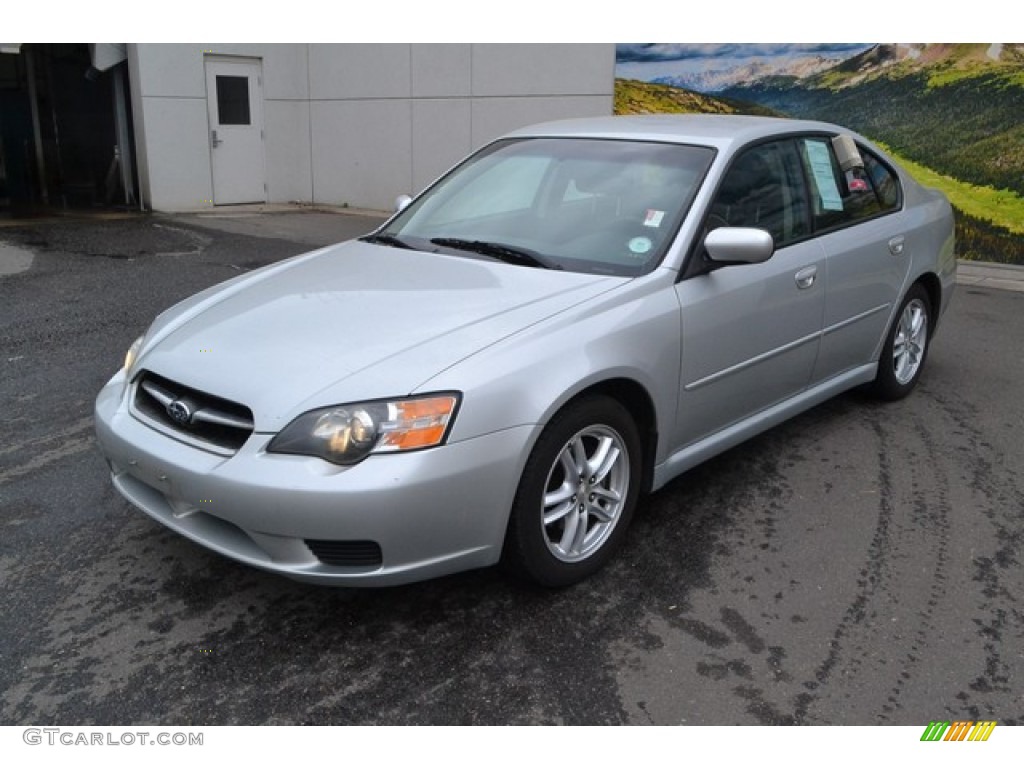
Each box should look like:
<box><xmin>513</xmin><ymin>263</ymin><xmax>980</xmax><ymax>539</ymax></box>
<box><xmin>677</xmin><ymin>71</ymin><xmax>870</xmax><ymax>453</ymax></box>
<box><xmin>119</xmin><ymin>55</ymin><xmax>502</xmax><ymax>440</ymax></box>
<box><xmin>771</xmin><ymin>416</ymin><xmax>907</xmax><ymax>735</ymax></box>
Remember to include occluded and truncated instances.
<box><xmin>263</xmin><ymin>100</ymin><xmax>311</xmax><ymax>205</ymax></box>
<box><xmin>129</xmin><ymin>43</ymin><xmax>614</xmax><ymax>212</ymax></box>
<box><xmin>261</xmin><ymin>45</ymin><xmax>313</xmax><ymax>206</ymax></box>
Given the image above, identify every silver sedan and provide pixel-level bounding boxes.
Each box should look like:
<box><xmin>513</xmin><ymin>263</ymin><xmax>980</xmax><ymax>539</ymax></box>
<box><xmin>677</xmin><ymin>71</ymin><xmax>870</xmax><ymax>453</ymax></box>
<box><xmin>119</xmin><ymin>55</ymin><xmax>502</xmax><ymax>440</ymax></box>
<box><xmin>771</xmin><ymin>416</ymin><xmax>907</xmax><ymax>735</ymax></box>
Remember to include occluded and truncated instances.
<box><xmin>94</xmin><ymin>115</ymin><xmax>956</xmax><ymax>587</ymax></box>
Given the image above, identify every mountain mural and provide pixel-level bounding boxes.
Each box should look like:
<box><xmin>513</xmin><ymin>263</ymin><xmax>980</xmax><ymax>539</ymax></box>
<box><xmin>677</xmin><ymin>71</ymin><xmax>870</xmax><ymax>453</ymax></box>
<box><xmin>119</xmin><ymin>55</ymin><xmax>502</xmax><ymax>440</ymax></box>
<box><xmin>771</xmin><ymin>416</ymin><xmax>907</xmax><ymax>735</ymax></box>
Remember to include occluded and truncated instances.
<box><xmin>614</xmin><ymin>79</ymin><xmax>776</xmax><ymax>116</ymax></box>
<box><xmin>651</xmin><ymin>55</ymin><xmax>840</xmax><ymax>93</ymax></box>
<box><xmin>806</xmin><ymin>43</ymin><xmax>1024</xmax><ymax>89</ymax></box>
<box><xmin>615</xmin><ymin>43</ymin><xmax>1024</xmax><ymax>264</ymax></box>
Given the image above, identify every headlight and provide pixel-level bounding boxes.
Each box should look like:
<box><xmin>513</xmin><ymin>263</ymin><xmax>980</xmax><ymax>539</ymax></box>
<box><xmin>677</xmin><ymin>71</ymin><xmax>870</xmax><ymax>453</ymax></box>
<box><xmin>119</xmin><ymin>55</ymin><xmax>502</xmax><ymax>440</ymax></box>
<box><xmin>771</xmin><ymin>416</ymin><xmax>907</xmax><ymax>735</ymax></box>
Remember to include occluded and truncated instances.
<box><xmin>267</xmin><ymin>394</ymin><xmax>460</xmax><ymax>465</ymax></box>
<box><xmin>124</xmin><ymin>335</ymin><xmax>145</xmax><ymax>373</ymax></box>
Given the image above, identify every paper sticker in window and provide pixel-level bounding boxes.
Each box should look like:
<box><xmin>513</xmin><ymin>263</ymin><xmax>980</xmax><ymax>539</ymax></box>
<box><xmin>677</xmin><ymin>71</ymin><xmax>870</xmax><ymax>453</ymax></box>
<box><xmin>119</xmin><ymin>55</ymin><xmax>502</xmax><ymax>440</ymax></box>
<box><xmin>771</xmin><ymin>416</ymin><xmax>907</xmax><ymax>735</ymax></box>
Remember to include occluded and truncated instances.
<box><xmin>644</xmin><ymin>209</ymin><xmax>665</xmax><ymax>228</ymax></box>
<box><xmin>628</xmin><ymin>236</ymin><xmax>652</xmax><ymax>255</ymax></box>
<box><xmin>804</xmin><ymin>140</ymin><xmax>843</xmax><ymax>212</ymax></box>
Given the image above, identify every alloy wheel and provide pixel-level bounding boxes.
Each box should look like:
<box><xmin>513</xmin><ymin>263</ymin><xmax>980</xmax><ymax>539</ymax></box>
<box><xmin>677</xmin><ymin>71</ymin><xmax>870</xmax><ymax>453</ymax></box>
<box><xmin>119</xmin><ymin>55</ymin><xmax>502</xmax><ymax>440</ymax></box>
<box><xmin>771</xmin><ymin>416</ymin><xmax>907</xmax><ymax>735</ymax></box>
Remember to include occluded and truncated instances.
<box><xmin>893</xmin><ymin>297</ymin><xmax>928</xmax><ymax>385</ymax></box>
<box><xmin>541</xmin><ymin>425</ymin><xmax>630</xmax><ymax>563</ymax></box>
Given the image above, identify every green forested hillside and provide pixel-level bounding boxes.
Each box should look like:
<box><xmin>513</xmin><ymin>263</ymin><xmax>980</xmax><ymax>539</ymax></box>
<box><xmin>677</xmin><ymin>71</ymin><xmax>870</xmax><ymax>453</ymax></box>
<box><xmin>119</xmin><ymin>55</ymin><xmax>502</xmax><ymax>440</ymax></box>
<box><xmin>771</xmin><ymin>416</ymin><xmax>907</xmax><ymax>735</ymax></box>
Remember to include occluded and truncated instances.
<box><xmin>955</xmin><ymin>212</ymin><xmax>1024</xmax><ymax>264</ymax></box>
<box><xmin>886</xmin><ymin>147</ymin><xmax>1024</xmax><ymax>263</ymax></box>
<box><xmin>809</xmin><ymin>43</ymin><xmax>1024</xmax><ymax>90</ymax></box>
<box><xmin>885</xmin><ymin>148</ymin><xmax>1024</xmax><ymax>235</ymax></box>
<box><xmin>614</xmin><ymin>79</ymin><xmax>775</xmax><ymax>117</ymax></box>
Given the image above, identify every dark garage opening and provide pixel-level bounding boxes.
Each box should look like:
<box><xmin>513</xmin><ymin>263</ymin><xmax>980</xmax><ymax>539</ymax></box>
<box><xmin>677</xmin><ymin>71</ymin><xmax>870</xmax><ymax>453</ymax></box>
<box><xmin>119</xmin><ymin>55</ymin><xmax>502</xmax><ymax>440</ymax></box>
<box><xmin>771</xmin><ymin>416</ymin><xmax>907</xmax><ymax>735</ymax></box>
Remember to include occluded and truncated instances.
<box><xmin>0</xmin><ymin>43</ymin><xmax>137</xmax><ymax>217</ymax></box>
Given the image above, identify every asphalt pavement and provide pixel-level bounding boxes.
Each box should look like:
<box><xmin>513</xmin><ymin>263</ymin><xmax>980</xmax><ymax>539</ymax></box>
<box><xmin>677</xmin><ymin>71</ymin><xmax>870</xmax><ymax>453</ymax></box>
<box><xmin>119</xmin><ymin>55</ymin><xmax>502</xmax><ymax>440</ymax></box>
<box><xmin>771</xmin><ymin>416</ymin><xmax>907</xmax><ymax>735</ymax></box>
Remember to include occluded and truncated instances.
<box><xmin>1</xmin><ymin>208</ymin><xmax>1021</xmax><ymax>725</ymax></box>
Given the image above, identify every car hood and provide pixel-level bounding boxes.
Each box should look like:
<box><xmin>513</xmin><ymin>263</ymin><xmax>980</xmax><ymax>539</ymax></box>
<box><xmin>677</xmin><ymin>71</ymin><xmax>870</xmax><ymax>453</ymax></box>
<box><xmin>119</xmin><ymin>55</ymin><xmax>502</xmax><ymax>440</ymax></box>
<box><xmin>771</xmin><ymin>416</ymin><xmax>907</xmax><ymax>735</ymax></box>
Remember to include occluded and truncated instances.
<box><xmin>135</xmin><ymin>240</ymin><xmax>621</xmax><ymax>431</ymax></box>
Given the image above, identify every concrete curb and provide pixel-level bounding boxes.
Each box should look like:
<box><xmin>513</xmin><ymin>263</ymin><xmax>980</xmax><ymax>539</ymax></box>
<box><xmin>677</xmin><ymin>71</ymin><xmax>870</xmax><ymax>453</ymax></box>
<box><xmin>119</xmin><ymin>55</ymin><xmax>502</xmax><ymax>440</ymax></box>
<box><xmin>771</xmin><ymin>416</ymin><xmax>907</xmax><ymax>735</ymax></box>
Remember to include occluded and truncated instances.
<box><xmin>956</xmin><ymin>260</ymin><xmax>1024</xmax><ymax>293</ymax></box>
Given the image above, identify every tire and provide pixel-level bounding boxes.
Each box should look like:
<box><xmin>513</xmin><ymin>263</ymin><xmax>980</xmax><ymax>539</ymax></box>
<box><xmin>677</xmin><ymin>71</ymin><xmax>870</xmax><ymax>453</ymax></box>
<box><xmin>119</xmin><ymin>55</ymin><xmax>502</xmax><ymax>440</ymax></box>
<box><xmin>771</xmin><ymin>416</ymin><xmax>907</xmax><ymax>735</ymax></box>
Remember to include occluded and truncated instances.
<box><xmin>868</xmin><ymin>283</ymin><xmax>932</xmax><ymax>401</ymax></box>
<box><xmin>502</xmin><ymin>396</ymin><xmax>642</xmax><ymax>587</ymax></box>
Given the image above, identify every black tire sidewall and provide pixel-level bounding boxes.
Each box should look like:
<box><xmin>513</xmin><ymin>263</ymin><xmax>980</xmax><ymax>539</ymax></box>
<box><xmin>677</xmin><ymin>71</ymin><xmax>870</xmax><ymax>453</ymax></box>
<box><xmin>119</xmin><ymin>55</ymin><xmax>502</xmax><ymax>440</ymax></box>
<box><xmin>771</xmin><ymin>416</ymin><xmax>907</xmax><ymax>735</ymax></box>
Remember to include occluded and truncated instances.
<box><xmin>871</xmin><ymin>283</ymin><xmax>932</xmax><ymax>401</ymax></box>
<box><xmin>503</xmin><ymin>396</ymin><xmax>642</xmax><ymax>587</ymax></box>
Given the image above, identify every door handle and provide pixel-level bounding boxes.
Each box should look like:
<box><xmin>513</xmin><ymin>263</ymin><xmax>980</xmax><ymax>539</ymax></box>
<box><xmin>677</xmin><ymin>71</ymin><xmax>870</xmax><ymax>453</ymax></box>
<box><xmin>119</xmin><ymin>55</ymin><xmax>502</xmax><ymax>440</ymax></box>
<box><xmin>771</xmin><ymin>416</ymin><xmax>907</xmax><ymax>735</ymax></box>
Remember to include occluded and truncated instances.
<box><xmin>888</xmin><ymin>235</ymin><xmax>905</xmax><ymax>256</ymax></box>
<box><xmin>211</xmin><ymin>129</ymin><xmax>222</xmax><ymax>148</ymax></box>
<box><xmin>794</xmin><ymin>265</ymin><xmax>817</xmax><ymax>290</ymax></box>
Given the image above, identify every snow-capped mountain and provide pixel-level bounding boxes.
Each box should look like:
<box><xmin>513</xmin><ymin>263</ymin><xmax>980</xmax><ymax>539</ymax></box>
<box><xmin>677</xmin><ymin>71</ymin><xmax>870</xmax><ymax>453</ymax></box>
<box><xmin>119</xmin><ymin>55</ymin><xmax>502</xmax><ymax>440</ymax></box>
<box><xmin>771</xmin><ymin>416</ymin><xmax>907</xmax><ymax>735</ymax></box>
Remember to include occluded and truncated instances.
<box><xmin>651</xmin><ymin>55</ymin><xmax>841</xmax><ymax>92</ymax></box>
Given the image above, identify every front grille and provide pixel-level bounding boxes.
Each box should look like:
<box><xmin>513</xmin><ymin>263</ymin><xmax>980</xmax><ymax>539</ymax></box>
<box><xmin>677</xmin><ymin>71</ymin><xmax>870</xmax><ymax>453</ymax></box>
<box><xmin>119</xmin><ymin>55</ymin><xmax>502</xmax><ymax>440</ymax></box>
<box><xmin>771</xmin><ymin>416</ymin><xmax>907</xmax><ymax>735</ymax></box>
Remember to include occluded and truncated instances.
<box><xmin>306</xmin><ymin>540</ymin><xmax>383</xmax><ymax>567</ymax></box>
<box><xmin>133</xmin><ymin>370</ymin><xmax>255</xmax><ymax>451</ymax></box>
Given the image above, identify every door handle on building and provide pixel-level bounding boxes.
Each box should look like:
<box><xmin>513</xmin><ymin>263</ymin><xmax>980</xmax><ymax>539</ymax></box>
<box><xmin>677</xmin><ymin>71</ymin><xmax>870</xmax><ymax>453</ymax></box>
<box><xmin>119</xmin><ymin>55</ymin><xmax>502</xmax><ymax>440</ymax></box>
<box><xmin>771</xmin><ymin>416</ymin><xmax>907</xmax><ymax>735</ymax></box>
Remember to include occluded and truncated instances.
<box><xmin>211</xmin><ymin>130</ymin><xmax>222</xmax><ymax>148</ymax></box>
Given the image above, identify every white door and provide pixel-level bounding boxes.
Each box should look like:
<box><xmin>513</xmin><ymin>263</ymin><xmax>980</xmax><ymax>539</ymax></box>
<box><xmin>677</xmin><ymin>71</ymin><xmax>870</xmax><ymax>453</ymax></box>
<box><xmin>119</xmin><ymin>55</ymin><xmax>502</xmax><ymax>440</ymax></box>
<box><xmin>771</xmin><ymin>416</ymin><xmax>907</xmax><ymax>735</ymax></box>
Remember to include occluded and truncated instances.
<box><xmin>205</xmin><ymin>58</ymin><xmax>266</xmax><ymax>205</ymax></box>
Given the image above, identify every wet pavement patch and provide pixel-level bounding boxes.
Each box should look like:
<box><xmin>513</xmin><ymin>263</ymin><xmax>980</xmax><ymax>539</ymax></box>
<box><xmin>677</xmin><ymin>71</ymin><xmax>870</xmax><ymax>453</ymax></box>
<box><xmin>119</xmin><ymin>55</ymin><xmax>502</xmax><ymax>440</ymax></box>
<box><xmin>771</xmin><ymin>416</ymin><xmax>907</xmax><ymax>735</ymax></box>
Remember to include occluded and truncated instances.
<box><xmin>0</xmin><ymin>243</ymin><xmax>35</xmax><ymax>276</ymax></box>
<box><xmin>0</xmin><ymin>219</ymin><xmax>208</xmax><ymax>260</ymax></box>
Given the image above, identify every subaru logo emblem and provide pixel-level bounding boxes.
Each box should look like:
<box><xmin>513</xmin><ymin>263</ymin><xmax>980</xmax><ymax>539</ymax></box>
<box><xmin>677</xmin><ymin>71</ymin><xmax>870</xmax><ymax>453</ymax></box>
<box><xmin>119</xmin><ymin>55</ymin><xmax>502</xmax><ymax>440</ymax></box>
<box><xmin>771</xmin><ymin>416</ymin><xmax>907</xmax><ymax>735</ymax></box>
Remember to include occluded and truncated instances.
<box><xmin>167</xmin><ymin>399</ymin><xmax>193</xmax><ymax>426</ymax></box>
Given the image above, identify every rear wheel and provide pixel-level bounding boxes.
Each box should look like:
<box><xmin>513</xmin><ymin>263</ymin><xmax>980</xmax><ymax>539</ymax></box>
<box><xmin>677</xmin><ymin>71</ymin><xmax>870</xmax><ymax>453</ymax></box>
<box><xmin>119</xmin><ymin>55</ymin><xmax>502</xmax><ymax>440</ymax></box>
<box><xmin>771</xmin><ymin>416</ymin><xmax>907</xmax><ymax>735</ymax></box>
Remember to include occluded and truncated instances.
<box><xmin>503</xmin><ymin>396</ymin><xmax>641</xmax><ymax>587</ymax></box>
<box><xmin>869</xmin><ymin>283</ymin><xmax>932</xmax><ymax>400</ymax></box>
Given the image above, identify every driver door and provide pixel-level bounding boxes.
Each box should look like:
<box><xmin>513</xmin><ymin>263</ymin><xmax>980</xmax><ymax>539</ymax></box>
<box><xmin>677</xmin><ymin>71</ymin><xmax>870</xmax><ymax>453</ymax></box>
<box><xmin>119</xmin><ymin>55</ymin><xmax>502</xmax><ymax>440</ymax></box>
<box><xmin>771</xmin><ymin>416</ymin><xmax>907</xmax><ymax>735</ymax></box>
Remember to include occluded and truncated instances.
<box><xmin>672</xmin><ymin>139</ymin><xmax>826</xmax><ymax>448</ymax></box>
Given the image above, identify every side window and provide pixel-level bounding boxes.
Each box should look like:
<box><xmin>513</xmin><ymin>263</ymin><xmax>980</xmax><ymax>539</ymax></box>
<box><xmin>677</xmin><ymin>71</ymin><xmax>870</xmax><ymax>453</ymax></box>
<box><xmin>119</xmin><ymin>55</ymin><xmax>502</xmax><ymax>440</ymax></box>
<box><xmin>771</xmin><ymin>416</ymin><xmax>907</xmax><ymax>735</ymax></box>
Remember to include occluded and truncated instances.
<box><xmin>708</xmin><ymin>140</ymin><xmax>809</xmax><ymax>248</ymax></box>
<box><xmin>798</xmin><ymin>138</ymin><xmax>900</xmax><ymax>230</ymax></box>
<box><xmin>862</xmin><ymin>148</ymin><xmax>901</xmax><ymax>211</ymax></box>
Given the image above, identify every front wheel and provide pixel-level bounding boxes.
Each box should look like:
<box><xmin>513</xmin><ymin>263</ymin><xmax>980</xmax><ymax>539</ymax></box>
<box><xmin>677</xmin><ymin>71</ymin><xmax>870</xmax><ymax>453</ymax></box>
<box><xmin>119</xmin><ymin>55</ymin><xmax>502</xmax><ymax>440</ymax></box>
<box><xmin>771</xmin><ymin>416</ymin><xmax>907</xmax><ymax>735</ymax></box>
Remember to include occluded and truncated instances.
<box><xmin>868</xmin><ymin>283</ymin><xmax>932</xmax><ymax>401</ymax></box>
<box><xmin>502</xmin><ymin>396</ymin><xmax>642</xmax><ymax>587</ymax></box>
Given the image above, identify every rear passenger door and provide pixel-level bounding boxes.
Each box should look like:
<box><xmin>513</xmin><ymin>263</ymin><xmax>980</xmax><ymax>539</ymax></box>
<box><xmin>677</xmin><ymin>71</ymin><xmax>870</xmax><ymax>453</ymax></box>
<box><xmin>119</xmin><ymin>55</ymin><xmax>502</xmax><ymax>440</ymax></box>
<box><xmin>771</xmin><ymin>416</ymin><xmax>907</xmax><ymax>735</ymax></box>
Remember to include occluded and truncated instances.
<box><xmin>797</xmin><ymin>137</ymin><xmax>910</xmax><ymax>382</ymax></box>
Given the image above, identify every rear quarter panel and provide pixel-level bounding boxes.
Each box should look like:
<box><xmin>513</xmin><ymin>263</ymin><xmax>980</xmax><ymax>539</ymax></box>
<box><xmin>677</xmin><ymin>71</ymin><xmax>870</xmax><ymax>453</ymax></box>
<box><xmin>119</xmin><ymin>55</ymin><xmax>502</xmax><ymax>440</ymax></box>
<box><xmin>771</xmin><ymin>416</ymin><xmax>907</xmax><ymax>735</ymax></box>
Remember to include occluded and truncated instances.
<box><xmin>901</xmin><ymin>176</ymin><xmax>957</xmax><ymax>326</ymax></box>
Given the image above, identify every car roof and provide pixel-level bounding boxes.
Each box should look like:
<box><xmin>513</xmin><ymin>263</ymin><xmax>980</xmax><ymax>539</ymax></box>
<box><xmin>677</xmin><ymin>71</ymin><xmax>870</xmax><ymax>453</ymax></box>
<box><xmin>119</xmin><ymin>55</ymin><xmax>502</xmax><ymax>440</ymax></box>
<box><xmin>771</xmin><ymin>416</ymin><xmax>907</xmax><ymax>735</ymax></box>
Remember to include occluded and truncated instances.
<box><xmin>502</xmin><ymin>114</ymin><xmax>849</xmax><ymax>152</ymax></box>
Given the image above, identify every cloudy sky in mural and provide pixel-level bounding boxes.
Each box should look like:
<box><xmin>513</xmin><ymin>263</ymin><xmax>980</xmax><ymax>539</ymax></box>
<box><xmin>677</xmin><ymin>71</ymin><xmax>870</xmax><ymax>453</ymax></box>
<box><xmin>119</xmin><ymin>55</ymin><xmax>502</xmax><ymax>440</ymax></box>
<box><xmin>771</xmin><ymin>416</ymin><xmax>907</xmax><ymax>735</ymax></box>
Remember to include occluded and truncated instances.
<box><xmin>616</xmin><ymin>43</ymin><xmax>873</xmax><ymax>81</ymax></box>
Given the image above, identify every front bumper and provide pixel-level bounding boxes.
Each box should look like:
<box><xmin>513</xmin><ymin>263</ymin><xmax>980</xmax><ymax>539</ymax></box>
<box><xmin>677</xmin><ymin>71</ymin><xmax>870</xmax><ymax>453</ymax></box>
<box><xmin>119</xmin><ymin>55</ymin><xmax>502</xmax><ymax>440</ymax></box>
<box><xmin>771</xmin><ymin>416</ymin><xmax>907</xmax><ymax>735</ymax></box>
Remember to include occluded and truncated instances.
<box><xmin>94</xmin><ymin>372</ymin><xmax>537</xmax><ymax>586</ymax></box>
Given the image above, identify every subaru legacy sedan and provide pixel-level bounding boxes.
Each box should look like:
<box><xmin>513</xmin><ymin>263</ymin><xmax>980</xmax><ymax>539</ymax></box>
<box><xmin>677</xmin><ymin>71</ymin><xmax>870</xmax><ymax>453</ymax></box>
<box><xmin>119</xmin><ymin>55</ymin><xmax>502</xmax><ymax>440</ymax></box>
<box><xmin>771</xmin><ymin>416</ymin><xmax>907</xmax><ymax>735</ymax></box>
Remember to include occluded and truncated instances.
<box><xmin>94</xmin><ymin>115</ymin><xmax>956</xmax><ymax>587</ymax></box>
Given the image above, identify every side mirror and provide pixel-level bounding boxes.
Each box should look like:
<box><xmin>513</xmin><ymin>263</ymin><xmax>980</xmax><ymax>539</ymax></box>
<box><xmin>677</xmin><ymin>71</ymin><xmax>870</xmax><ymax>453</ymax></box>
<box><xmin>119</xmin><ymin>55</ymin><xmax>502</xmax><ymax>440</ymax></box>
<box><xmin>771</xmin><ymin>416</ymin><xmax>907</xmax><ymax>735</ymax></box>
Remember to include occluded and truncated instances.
<box><xmin>703</xmin><ymin>227</ymin><xmax>774</xmax><ymax>266</ymax></box>
<box><xmin>394</xmin><ymin>194</ymin><xmax>412</xmax><ymax>212</ymax></box>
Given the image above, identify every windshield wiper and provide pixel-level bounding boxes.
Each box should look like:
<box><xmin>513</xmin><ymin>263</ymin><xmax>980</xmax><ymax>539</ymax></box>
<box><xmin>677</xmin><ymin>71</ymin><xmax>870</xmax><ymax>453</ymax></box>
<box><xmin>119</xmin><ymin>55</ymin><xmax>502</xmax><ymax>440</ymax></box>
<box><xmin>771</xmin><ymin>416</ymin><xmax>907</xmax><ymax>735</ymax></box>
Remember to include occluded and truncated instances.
<box><xmin>429</xmin><ymin>237</ymin><xmax>560</xmax><ymax>270</ymax></box>
<box><xmin>361</xmin><ymin>232</ymin><xmax>416</xmax><ymax>250</ymax></box>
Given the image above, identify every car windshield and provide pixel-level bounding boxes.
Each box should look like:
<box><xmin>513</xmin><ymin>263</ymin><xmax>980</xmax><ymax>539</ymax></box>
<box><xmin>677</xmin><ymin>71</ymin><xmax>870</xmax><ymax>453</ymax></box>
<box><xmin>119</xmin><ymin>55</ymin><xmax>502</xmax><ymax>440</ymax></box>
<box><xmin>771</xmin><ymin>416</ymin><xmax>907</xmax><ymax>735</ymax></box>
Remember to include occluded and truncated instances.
<box><xmin>371</xmin><ymin>137</ymin><xmax>715</xmax><ymax>276</ymax></box>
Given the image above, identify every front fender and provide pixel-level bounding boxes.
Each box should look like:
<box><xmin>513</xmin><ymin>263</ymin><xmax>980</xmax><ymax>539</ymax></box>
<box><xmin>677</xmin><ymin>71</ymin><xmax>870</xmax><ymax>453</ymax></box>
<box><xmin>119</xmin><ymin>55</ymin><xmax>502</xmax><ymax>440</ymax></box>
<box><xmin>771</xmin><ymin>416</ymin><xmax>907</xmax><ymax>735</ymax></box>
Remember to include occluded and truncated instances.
<box><xmin>420</xmin><ymin>273</ymin><xmax>682</xmax><ymax>466</ymax></box>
